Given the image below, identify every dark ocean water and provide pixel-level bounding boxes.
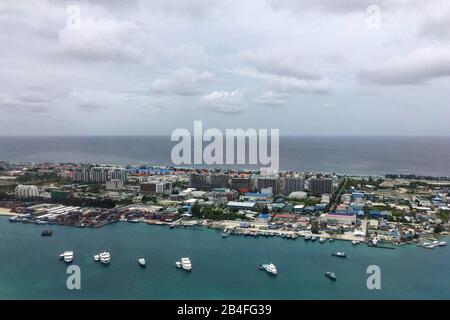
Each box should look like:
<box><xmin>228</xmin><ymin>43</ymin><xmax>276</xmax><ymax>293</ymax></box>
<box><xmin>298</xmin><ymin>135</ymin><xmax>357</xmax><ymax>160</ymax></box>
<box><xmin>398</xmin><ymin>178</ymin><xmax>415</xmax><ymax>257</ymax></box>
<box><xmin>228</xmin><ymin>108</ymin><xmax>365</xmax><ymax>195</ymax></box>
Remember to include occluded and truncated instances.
<box><xmin>0</xmin><ymin>136</ymin><xmax>449</xmax><ymax>176</ymax></box>
<box><xmin>0</xmin><ymin>218</ymin><xmax>449</xmax><ymax>300</ymax></box>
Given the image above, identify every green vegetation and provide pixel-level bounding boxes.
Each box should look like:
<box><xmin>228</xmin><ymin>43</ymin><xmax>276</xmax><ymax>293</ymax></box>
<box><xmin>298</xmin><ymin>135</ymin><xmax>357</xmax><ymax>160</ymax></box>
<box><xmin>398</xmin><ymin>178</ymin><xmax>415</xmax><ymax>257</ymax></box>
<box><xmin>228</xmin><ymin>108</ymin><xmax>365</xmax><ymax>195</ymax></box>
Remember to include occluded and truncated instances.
<box><xmin>15</xmin><ymin>173</ymin><xmax>68</xmax><ymax>185</ymax></box>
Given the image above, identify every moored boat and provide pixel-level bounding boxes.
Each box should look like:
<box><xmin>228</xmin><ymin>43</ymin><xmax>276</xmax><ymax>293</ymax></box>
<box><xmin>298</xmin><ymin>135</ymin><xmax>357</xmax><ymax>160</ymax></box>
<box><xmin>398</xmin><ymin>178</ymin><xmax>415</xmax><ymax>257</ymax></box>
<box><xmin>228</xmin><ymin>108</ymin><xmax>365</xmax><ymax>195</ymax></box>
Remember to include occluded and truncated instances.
<box><xmin>138</xmin><ymin>258</ymin><xmax>146</xmax><ymax>267</ymax></box>
<box><xmin>325</xmin><ymin>272</ymin><xmax>336</xmax><ymax>280</ymax></box>
<box><xmin>60</xmin><ymin>251</ymin><xmax>73</xmax><ymax>263</ymax></box>
<box><xmin>259</xmin><ymin>263</ymin><xmax>277</xmax><ymax>276</ymax></box>
<box><xmin>331</xmin><ymin>251</ymin><xmax>348</xmax><ymax>258</ymax></box>
<box><xmin>181</xmin><ymin>257</ymin><xmax>192</xmax><ymax>271</ymax></box>
<box><xmin>41</xmin><ymin>229</ymin><xmax>53</xmax><ymax>236</ymax></box>
<box><xmin>99</xmin><ymin>251</ymin><xmax>111</xmax><ymax>264</ymax></box>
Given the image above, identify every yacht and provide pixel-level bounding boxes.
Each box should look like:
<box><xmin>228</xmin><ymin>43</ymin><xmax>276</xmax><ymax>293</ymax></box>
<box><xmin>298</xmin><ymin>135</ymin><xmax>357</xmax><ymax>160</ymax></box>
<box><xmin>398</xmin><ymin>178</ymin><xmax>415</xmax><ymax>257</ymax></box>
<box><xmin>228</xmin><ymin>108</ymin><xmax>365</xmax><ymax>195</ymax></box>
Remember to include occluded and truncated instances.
<box><xmin>181</xmin><ymin>257</ymin><xmax>192</xmax><ymax>271</ymax></box>
<box><xmin>311</xmin><ymin>235</ymin><xmax>317</xmax><ymax>241</ymax></box>
<box><xmin>60</xmin><ymin>251</ymin><xmax>73</xmax><ymax>263</ymax></box>
<box><xmin>138</xmin><ymin>258</ymin><xmax>146</xmax><ymax>267</ymax></box>
<box><xmin>99</xmin><ymin>251</ymin><xmax>111</xmax><ymax>264</ymax></box>
<box><xmin>371</xmin><ymin>238</ymin><xmax>378</xmax><ymax>246</ymax></box>
<box><xmin>259</xmin><ymin>263</ymin><xmax>277</xmax><ymax>276</ymax></box>
<box><xmin>352</xmin><ymin>240</ymin><xmax>360</xmax><ymax>245</ymax></box>
<box><xmin>304</xmin><ymin>234</ymin><xmax>311</xmax><ymax>241</ymax></box>
<box><xmin>175</xmin><ymin>261</ymin><xmax>181</xmax><ymax>268</ymax></box>
<box><xmin>94</xmin><ymin>254</ymin><xmax>100</xmax><ymax>262</ymax></box>
<box><xmin>439</xmin><ymin>241</ymin><xmax>447</xmax><ymax>247</ymax></box>
<box><xmin>325</xmin><ymin>272</ymin><xmax>336</xmax><ymax>280</ymax></box>
<box><xmin>331</xmin><ymin>251</ymin><xmax>348</xmax><ymax>258</ymax></box>
<box><xmin>319</xmin><ymin>237</ymin><xmax>326</xmax><ymax>243</ymax></box>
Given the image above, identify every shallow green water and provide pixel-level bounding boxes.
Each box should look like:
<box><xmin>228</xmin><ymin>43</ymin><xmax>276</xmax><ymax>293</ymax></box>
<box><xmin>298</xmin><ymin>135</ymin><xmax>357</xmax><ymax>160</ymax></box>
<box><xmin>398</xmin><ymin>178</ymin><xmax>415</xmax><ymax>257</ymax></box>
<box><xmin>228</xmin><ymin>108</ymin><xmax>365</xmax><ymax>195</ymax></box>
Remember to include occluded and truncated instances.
<box><xmin>0</xmin><ymin>217</ymin><xmax>448</xmax><ymax>299</ymax></box>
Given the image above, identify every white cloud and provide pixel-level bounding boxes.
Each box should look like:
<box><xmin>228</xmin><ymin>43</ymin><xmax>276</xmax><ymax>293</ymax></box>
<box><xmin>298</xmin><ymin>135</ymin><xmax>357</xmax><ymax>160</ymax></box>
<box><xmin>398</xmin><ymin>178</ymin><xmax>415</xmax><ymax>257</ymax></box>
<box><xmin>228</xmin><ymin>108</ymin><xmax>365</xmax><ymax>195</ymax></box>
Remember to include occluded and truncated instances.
<box><xmin>151</xmin><ymin>68</ymin><xmax>214</xmax><ymax>96</ymax></box>
<box><xmin>201</xmin><ymin>89</ymin><xmax>246</xmax><ymax>114</ymax></box>
<box><xmin>51</xmin><ymin>17</ymin><xmax>145</xmax><ymax>63</ymax></box>
<box><xmin>252</xmin><ymin>91</ymin><xmax>287</xmax><ymax>107</ymax></box>
<box><xmin>359</xmin><ymin>46</ymin><xmax>450</xmax><ymax>85</ymax></box>
<box><xmin>240</xmin><ymin>49</ymin><xmax>331</xmax><ymax>95</ymax></box>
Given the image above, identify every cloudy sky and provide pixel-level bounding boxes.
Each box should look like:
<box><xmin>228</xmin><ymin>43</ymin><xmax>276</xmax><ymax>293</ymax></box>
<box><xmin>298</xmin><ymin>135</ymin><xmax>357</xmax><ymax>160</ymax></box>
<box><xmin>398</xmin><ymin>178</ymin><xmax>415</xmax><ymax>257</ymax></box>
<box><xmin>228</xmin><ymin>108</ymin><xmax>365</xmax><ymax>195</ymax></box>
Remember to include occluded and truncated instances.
<box><xmin>1</xmin><ymin>0</ymin><xmax>449</xmax><ymax>136</ymax></box>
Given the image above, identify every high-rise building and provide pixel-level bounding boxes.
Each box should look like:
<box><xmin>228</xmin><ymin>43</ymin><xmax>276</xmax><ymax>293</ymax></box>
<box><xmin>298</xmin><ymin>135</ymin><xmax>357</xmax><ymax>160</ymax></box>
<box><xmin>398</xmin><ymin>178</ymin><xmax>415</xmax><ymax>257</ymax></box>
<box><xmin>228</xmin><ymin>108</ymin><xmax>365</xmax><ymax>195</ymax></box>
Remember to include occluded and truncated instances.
<box><xmin>230</xmin><ymin>177</ymin><xmax>253</xmax><ymax>193</ymax></box>
<box><xmin>210</xmin><ymin>174</ymin><xmax>230</xmax><ymax>189</ymax></box>
<box><xmin>140</xmin><ymin>181</ymin><xmax>172</xmax><ymax>194</ymax></box>
<box><xmin>309</xmin><ymin>178</ymin><xmax>333</xmax><ymax>196</ymax></box>
<box><xmin>283</xmin><ymin>176</ymin><xmax>305</xmax><ymax>195</ymax></box>
<box><xmin>257</xmin><ymin>177</ymin><xmax>281</xmax><ymax>194</ymax></box>
<box><xmin>73</xmin><ymin>167</ymin><xmax>127</xmax><ymax>183</ymax></box>
<box><xmin>15</xmin><ymin>185</ymin><xmax>39</xmax><ymax>199</ymax></box>
<box><xmin>189</xmin><ymin>173</ymin><xmax>208</xmax><ymax>190</ymax></box>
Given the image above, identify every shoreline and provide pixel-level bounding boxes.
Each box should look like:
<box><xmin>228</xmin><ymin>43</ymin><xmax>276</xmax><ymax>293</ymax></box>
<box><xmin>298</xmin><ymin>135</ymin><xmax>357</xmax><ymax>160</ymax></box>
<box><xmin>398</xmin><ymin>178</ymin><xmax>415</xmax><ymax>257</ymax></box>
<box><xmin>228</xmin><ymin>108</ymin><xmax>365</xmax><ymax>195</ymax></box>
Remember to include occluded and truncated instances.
<box><xmin>3</xmin><ymin>215</ymin><xmax>447</xmax><ymax>249</ymax></box>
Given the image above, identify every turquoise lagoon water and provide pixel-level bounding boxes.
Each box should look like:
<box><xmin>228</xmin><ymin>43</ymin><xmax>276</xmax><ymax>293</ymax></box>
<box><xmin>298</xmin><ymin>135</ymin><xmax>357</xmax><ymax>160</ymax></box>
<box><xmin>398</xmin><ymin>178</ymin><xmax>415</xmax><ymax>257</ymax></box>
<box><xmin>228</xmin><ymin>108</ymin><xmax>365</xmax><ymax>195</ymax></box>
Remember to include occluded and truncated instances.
<box><xmin>0</xmin><ymin>217</ymin><xmax>448</xmax><ymax>300</ymax></box>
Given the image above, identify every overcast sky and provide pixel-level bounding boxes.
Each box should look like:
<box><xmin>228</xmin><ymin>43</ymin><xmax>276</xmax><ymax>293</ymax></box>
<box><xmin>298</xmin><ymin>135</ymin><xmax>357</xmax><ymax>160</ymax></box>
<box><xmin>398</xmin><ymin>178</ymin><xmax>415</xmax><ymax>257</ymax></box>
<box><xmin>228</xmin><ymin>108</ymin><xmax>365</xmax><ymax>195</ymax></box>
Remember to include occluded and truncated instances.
<box><xmin>1</xmin><ymin>0</ymin><xmax>450</xmax><ymax>136</ymax></box>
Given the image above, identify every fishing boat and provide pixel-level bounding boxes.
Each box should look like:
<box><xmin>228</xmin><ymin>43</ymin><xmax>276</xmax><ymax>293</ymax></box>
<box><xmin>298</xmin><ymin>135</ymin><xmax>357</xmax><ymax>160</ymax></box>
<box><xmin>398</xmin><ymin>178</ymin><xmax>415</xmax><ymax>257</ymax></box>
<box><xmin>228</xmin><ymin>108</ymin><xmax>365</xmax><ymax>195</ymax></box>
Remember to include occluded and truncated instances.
<box><xmin>259</xmin><ymin>263</ymin><xmax>277</xmax><ymax>276</ymax></box>
<box><xmin>325</xmin><ymin>272</ymin><xmax>336</xmax><ymax>280</ymax></box>
<box><xmin>331</xmin><ymin>251</ymin><xmax>348</xmax><ymax>258</ymax></box>
<box><xmin>138</xmin><ymin>258</ymin><xmax>146</xmax><ymax>267</ymax></box>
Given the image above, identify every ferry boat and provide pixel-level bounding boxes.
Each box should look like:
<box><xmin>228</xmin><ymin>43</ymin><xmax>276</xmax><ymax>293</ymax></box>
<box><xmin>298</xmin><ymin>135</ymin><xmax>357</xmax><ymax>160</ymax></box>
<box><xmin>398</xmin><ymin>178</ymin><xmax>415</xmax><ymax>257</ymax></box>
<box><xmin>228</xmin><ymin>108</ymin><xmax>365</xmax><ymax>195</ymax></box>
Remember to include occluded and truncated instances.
<box><xmin>41</xmin><ymin>229</ymin><xmax>53</xmax><ymax>237</ymax></box>
<box><xmin>325</xmin><ymin>272</ymin><xmax>336</xmax><ymax>280</ymax></box>
<box><xmin>331</xmin><ymin>251</ymin><xmax>348</xmax><ymax>258</ymax></box>
<box><xmin>99</xmin><ymin>251</ymin><xmax>111</xmax><ymax>264</ymax></box>
<box><xmin>60</xmin><ymin>251</ymin><xmax>74</xmax><ymax>263</ymax></box>
<box><xmin>138</xmin><ymin>258</ymin><xmax>146</xmax><ymax>267</ymax></box>
<box><xmin>181</xmin><ymin>257</ymin><xmax>192</xmax><ymax>271</ymax></box>
<box><xmin>259</xmin><ymin>263</ymin><xmax>277</xmax><ymax>276</ymax></box>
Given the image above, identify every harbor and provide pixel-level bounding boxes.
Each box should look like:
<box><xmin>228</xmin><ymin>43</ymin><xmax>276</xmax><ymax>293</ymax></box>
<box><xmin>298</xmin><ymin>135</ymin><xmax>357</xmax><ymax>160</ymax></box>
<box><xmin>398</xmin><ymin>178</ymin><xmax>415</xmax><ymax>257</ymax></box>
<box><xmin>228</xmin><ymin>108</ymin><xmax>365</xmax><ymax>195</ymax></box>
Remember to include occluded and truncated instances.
<box><xmin>0</xmin><ymin>216</ymin><xmax>449</xmax><ymax>300</ymax></box>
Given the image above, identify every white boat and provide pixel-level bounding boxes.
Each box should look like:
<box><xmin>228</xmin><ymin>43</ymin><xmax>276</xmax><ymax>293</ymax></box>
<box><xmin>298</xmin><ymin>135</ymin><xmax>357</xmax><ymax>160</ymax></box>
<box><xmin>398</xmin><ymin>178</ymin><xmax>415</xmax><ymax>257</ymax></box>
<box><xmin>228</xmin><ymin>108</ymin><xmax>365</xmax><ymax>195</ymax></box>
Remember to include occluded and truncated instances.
<box><xmin>311</xmin><ymin>235</ymin><xmax>317</xmax><ymax>241</ymax></box>
<box><xmin>371</xmin><ymin>238</ymin><xmax>378</xmax><ymax>246</ymax></box>
<box><xmin>352</xmin><ymin>240</ymin><xmax>360</xmax><ymax>245</ymax></box>
<box><xmin>325</xmin><ymin>271</ymin><xmax>336</xmax><ymax>280</ymax></box>
<box><xmin>259</xmin><ymin>263</ymin><xmax>277</xmax><ymax>275</ymax></box>
<box><xmin>175</xmin><ymin>261</ymin><xmax>181</xmax><ymax>268</ymax></box>
<box><xmin>94</xmin><ymin>254</ymin><xmax>100</xmax><ymax>261</ymax></box>
<box><xmin>439</xmin><ymin>241</ymin><xmax>447</xmax><ymax>247</ymax></box>
<box><xmin>138</xmin><ymin>258</ymin><xmax>146</xmax><ymax>267</ymax></box>
<box><xmin>181</xmin><ymin>257</ymin><xmax>192</xmax><ymax>271</ymax></box>
<box><xmin>304</xmin><ymin>234</ymin><xmax>311</xmax><ymax>240</ymax></box>
<box><xmin>319</xmin><ymin>237</ymin><xmax>326</xmax><ymax>243</ymax></box>
<box><xmin>60</xmin><ymin>251</ymin><xmax>73</xmax><ymax>263</ymax></box>
<box><xmin>99</xmin><ymin>251</ymin><xmax>111</xmax><ymax>264</ymax></box>
<box><xmin>331</xmin><ymin>251</ymin><xmax>348</xmax><ymax>258</ymax></box>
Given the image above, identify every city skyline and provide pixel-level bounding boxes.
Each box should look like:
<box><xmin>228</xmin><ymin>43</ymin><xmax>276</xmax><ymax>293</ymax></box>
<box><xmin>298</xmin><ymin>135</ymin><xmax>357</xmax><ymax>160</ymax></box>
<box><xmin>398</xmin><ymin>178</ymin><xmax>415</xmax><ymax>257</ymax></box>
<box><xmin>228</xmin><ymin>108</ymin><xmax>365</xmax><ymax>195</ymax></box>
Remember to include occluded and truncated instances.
<box><xmin>1</xmin><ymin>0</ymin><xmax>450</xmax><ymax>136</ymax></box>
